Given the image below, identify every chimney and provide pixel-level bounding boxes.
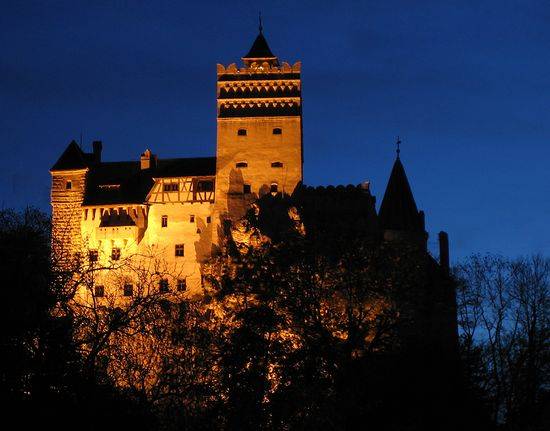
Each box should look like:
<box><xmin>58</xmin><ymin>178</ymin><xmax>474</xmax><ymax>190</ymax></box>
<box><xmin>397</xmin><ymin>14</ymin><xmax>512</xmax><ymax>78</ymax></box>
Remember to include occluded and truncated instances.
<box><xmin>140</xmin><ymin>149</ymin><xmax>157</xmax><ymax>170</ymax></box>
<box><xmin>438</xmin><ymin>231</ymin><xmax>450</xmax><ymax>274</ymax></box>
<box><xmin>92</xmin><ymin>140</ymin><xmax>102</xmax><ymax>163</ymax></box>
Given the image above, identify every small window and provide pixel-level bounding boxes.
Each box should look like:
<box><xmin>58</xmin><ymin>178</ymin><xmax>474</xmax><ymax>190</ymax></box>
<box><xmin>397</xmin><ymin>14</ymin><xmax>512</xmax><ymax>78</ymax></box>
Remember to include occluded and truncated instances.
<box><xmin>270</xmin><ymin>183</ymin><xmax>278</xmax><ymax>193</ymax></box>
<box><xmin>159</xmin><ymin>279</ymin><xmax>169</xmax><ymax>293</ymax></box>
<box><xmin>177</xmin><ymin>279</ymin><xmax>187</xmax><ymax>292</ymax></box>
<box><xmin>123</xmin><ymin>284</ymin><xmax>133</xmax><ymax>297</ymax></box>
<box><xmin>94</xmin><ymin>285</ymin><xmax>105</xmax><ymax>297</ymax></box>
<box><xmin>66</xmin><ymin>180</ymin><xmax>72</xmax><ymax>190</ymax></box>
<box><xmin>190</xmin><ymin>215</ymin><xmax>195</xmax><ymax>223</ymax></box>
<box><xmin>111</xmin><ymin>248</ymin><xmax>121</xmax><ymax>260</ymax></box>
<box><xmin>197</xmin><ymin>180</ymin><xmax>214</xmax><ymax>192</ymax></box>
<box><xmin>206</xmin><ymin>216</ymin><xmax>211</xmax><ymax>224</ymax></box>
<box><xmin>273</xmin><ymin>128</ymin><xmax>282</xmax><ymax>135</ymax></box>
<box><xmin>236</xmin><ymin>161</ymin><xmax>248</xmax><ymax>168</ymax></box>
<box><xmin>175</xmin><ymin>244</ymin><xmax>184</xmax><ymax>257</ymax></box>
<box><xmin>161</xmin><ymin>215</ymin><xmax>168</xmax><ymax>227</ymax></box>
<box><xmin>89</xmin><ymin>249</ymin><xmax>98</xmax><ymax>262</ymax></box>
<box><xmin>163</xmin><ymin>183</ymin><xmax>179</xmax><ymax>192</ymax></box>
<box><xmin>237</xmin><ymin>129</ymin><xmax>247</xmax><ymax>136</ymax></box>
<box><xmin>271</xmin><ymin>162</ymin><xmax>283</xmax><ymax>168</ymax></box>
<box><xmin>243</xmin><ymin>184</ymin><xmax>251</xmax><ymax>194</ymax></box>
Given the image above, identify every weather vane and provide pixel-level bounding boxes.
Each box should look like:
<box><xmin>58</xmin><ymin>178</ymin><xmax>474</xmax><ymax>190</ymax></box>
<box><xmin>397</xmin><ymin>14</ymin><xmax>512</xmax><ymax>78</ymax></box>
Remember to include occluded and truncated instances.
<box><xmin>259</xmin><ymin>11</ymin><xmax>263</xmax><ymax>33</ymax></box>
<box><xmin>396</xmin><ymin>136</ymin><xmax>402</xmax><ymax>157</ymax></box>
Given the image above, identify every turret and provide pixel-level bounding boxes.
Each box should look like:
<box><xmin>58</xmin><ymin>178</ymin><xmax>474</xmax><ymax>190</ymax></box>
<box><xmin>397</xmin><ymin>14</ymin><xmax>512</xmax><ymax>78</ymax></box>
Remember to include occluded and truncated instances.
<box><xmin>378</xmin><ymin>141</ymin><xmax>427</xmax><ymax>249</ymax></box>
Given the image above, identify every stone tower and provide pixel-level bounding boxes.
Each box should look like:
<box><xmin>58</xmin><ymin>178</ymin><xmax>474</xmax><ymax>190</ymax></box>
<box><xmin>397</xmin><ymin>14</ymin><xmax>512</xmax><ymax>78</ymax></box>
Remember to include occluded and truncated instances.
<box><xmin>214</xmin><ymin>25</ymin><xmax>303</xmax><ymax>225</ymax></box>
<box><xmin>50</xmin><ymin>140</ymin><xmax>95</xmax><ymax>264</ymax></box>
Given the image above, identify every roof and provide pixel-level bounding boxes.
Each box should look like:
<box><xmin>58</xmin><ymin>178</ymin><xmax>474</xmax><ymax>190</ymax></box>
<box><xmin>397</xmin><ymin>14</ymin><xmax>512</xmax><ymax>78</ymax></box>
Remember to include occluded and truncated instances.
<box><xmin>51</xmin><ymin>140</ymin><xmax>91</xmax><ymax>171</ymax></box>
<box><xmin>83</xmin><ymin>157</ymin><xmax>216</xmax><ymax>205</ymax></box>
<box><xmin>243</xmin><ymin>32</ymin><xmax>276</xmax><ymax>59</ymax></box>
<box><xmin>378</xmin><ymin>157</ymin><xmax>424</xmax><ymax>232</ymax></box>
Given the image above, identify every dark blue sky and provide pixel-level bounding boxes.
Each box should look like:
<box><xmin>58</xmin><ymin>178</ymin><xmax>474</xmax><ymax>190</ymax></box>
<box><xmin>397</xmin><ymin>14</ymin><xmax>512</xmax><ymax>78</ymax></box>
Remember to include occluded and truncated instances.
<box><xmin>1</xmin><ymin>0</ymin><xmax>549</xmax><ymax>261</ymax></box>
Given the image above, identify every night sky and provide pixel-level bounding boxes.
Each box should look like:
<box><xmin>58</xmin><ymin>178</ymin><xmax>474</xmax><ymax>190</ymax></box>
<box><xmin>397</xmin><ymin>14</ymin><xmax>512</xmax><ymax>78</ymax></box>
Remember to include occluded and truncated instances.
<box><xmin>1</xmin><ymin>0</ymin><xmax>549</xmax><ymax>261</ymax></box>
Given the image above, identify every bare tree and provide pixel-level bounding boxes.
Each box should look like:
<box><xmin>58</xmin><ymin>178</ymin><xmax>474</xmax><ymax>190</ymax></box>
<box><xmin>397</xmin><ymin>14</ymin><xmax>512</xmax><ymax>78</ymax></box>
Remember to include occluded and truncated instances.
<box><xmin>455</xmin><ymin>254</ymin><xmax>549</xmax><ymax>428</ymax></box>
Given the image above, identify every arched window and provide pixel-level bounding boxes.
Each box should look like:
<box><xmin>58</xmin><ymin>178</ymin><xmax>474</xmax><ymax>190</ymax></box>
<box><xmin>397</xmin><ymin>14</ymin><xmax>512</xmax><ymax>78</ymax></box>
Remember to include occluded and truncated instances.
<box><xmin>271</xmin><ymin>162</ymin><xmax>283</xmax><ymax>168</ymax></box>
<box><xmin>273</xmin><ymin>128</ymin><xmax>282</xmax><ymax>135</ymax></box>
<box><xmin>237</xmin><ymin>129</ymin><xmax>247</xmax><ymax>136</ymax></box>
<box><xmin>270</xmin><ymin>183</ymin><xmax>278</xmax><ymax>193</ymax></box>
<box><xmin>236</xmin><ymin>161</ymin><xmax>248</xmax><ymax>168</ymax></box>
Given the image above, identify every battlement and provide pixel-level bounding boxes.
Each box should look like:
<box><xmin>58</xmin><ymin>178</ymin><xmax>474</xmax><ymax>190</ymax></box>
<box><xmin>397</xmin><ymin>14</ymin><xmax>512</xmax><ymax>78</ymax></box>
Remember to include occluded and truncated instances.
<box><xmin>216</xmin><ymin>61</ymin><xmax>301</xmax><ymax>80</ymax></box>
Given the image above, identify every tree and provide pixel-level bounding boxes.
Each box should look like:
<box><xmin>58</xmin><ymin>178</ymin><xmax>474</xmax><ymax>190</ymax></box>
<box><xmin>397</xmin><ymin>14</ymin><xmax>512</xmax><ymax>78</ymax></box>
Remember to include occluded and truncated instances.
<box><xmin>455</xmin><ymin>254</ymin><xmax>550</xmax><ymax>430</ymax></box>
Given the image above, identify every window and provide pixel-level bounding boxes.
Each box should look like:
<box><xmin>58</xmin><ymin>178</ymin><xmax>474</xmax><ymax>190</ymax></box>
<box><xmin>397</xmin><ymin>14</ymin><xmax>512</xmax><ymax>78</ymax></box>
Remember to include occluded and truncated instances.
<box><xmin>123</xmin><ymin>284</ymin><xmax>133</xmax><ymax>297</ymax></box>
<box><xmin>190</xmin><ymin>215</ymin><xmax>195</xmax><ymax>223</ymax></box>
<box><xmin>206</xmin><ymin>216</ymin><xmax>211</xmax><ymax>224</ymax></box>
<box><xmin>237</xmin><ymin>129</ymin><xmax>247</xmax><ymax>136</ymax></box>
<box><xmin>111</xmin><ymin>248</ymin><xmax>121</xmax><ymax>260</ymax></box>
<box><xmin>236</xmin><ymin>161</ymin><xmax>248</xmax><ymax>168</ymax></box>
<box><xmin>163</xmin><ymin>183</ymin><xmax>179</xmax><ymax>192</ymax></box>
<box><xmin>66</xmin><ymin>180</ymin><xmax>72</xmax><ymax>190</ymax></box>
<box><xmin>94</xmin><ymin>285</ymin><xmax>105</xmax><ymax>297</ymax></box>
<box><xmin>273</xmin><ymin>128</ymin><xmax>282</xmax><ymax>135</ymax></box>
<box><xmin>175</xmin><ymin>244</ymin><xmax>184</xmax><ymax>257</ymax></box>
<box><xmin>243</xmin><ymin>184</ymin><xmax>251</xmax><ymax>194</ymax></box>
<box><xmin>89</xmin><ymin>249</ymin><xmax>98</xmax><ymax>262</ymax></box>
<box><xmin>159</xmin><ymin>279</ymin><xmax>169</xmax><ymax>293</ymax></box>
<box><xmin>197</xmin><ymin>180</ymin><xmax>214</xmax><ymax>192</ymax></box>
<box><xmin>271</xmin><ymin>162</ymin><xmax>284</xmax><ymax>168</ymax></box>
<box><xmin>161</xmin><ymin>215</ymin><xmax>168</xmax><ymax>227</ymax></box>
<box><xmin>270</xmin><ymin>183</ymin><xmax>278</xmax><ymax>193</ymax></box>
<box><xmin>177</xmin><ymin>279</ymin><xmax>187</xmax><ymax>292</ymax></box>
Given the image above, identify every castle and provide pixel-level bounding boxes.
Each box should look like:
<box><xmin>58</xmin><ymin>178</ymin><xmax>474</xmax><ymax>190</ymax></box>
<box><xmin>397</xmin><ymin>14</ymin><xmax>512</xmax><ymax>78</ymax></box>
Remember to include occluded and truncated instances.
<box><xmin>50</xmin><ymin>25</ymin><xmax>451</xmax><ymax>298</ymax></box>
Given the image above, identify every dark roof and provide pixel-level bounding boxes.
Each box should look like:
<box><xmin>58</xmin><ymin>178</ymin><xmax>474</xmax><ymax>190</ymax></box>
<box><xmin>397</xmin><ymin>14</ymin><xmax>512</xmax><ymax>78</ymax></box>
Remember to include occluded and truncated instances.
<box><xmin>378</xmin><ymin>157</ymin><xmax>424</xmax><ymax>232</ymax></box>
<box><xmin>51</xmin><ymin>141</ymin><xmax>90</xmax><ymax>171</ymax></box>
<box><xmin>83</xmin><ymin>157</ymin><xmax>216</xmax><ymax>205</ymax></box>
<box><xmin>243</xmin><ymin>32</ymin><xmax>276</xmax><ymax>59</ymax></box>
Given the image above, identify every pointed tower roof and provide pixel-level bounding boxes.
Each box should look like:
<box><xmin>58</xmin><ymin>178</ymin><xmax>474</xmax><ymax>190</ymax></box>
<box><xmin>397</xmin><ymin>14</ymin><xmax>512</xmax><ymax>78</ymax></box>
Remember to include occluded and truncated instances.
<box><xmin>51</xmin><ymin>140</ymin><xmax>89</xmax><ymax>171</ymax></box>
<box><xmin>242</xmin><ymin>16</ymin><xmax>278</xmax><ymax>66</ymax></box>
<box><xmin>243</xmin><ymin>32</ymin><xmax>276</xmax><ymax>59</ymax></box>
<box><xmin>378</xmin><ymin>155</ymin><xmax>424</xmax><ymax>232</ymax></box>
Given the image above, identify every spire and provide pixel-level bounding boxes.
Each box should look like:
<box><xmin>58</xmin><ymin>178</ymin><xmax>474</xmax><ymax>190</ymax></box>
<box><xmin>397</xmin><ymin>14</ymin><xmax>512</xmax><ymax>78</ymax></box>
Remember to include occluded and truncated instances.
<box><xmin>242</xmin><ymin>16</ymin><xmax>278</xmax><ymax>66</ymax></box>
<box><xmin>378</xmin><ymin>152</ymin><xmax>424</xmax><ymax>233</ymax></box>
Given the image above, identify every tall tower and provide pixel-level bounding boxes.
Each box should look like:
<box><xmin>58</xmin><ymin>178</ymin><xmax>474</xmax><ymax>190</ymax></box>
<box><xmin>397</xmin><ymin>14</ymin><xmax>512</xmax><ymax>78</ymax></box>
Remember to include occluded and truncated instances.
<box><xmin>214</xmin><ymin>24</ymin><xmax>303</xmax><ymax>224</ymax></box>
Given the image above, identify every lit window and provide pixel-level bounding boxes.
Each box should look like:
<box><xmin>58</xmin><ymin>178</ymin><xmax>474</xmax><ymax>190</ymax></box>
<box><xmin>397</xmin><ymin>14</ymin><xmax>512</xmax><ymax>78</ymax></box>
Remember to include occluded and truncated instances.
<box><xmin>273</xmin><ymin>128</ymin><xmax>282</xmax><ymax>135</ymax></box>
<box><xmin>237</xmin><ymin>129</ymin><xmax>247</xmax><ymax>136</ymax></box>
<box><xmin>270</xmin><ymin>183</ymin><xmax>278</xmax><ymax>193</ymax></box>
<box><xmin>177</xmin><ymin>279</ymin><xmax>187</xmax><ymax>292</ymax></box>
<box><xmin>123</xmin><ymin>284</ymin><xmax>133</xmax><ymax>297</ymax></box>
<box><xmin>236</xmin><ymin>161</ymin><xmax>248</xmax><ymax>168</ymax></box>
<box><xmin>89</xmin><ymin>249</ymin><xmax>98</xmax><ymax>262</ymax></box>
<box><xmin>271</xmin><ymin>162</ymin><xmax>283</xmax><ymax>168</ymax></box>
<box><xmin>190</xmin><ymin>215</ymin><xmax>195</xmax><ymax>223</ymax></box>
<box><xmin>243</xmin><ymin>184</ymin><xmax>251</xmax><ymax>194</ymax></box>
<box><xmin>206</xmin><ymin>216</ymin><xmax>211</xmax><ymax>224</ymax></box>
<box><xmin>111</xmin><ymin>248</ymin><xmax>121</xmax><ymax>260</ymax></box>
<box><xmin>159</xmin><ymin>279</ymin><xmax>169</xmax><ymax>293</ymax></box>
<box><xmin>175</xmin><ymin>244</ymin><xmax>184</xmax><ymax>257</ymax></box>
<box><xmin>161</xmin><ymin>215</ymin><xmax>168</xmax><ymax>227</ymax></box>
<box><xmin>94</xmin><ymin>285</ymin><xmax>104</xmax><ymax>297</ymax></box>
<box><xmin>66</xmin><ymin>180</ymin><xmax>72</xmax><ymax>190</ymax></box>
<box><xmin>163</xmin><ymin>183</ymin><xmax>179</xmax><ymax>192</ymax></box>
<box><xmin>197</xmin><ymin>180</ymin><xmax>214</xmax><ymax>192</ymax></box>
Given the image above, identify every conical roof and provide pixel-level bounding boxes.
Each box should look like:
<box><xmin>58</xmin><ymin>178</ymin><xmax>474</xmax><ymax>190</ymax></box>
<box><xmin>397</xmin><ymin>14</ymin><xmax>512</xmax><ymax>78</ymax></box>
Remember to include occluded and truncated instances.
<box><xmin>51</xmin><ymin>140</ymin><xmax>89</xmax><ymax>171</ymax></box>
<box><xmin>378</xmin><ymin>157</ymin><xmax>424</xmax><ymax>232</ymax></box>
<box><xmin>243</xmin><ymin>31</ymin><xmax>276</xmax><ymax>59</ymax></box>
